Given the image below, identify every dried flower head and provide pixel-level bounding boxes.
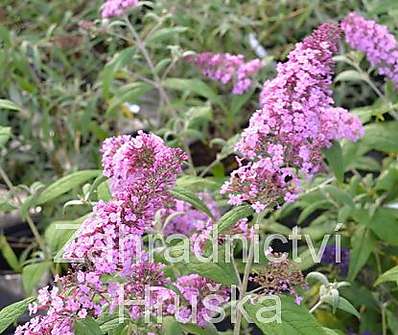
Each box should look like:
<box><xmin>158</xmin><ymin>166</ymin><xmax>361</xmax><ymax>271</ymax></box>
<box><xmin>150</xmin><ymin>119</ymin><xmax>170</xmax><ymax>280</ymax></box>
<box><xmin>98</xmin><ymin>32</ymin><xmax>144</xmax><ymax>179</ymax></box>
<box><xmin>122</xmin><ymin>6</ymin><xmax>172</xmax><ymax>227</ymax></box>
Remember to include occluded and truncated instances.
<box><xmin>252</xmin><ymin>252</ymin><xmax>305</xmax><ymax>298</ymax></box>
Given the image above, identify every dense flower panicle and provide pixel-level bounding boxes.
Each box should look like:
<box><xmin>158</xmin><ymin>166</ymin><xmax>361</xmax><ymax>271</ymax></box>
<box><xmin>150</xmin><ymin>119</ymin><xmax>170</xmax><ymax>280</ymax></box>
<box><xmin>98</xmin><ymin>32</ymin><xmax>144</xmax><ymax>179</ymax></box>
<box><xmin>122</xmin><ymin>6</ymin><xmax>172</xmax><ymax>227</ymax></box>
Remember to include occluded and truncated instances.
<box><xmin>342</xmin><ymin>12</ymin><xmax>398</xmax><ymax>87</ymax></box>
<box><xmin>168</xmin><ymin>274</ymin><xmax>230</xmax><ymax>327</ymax></box>
<box><xmin>107</xmin><ymin>262</ymin><xmax>174</xmax><ymax>320</ymax></box>
<box><xmin>101</xmin><ymin>135</ymin><xmax>132</xmax><ymax>178</ymax></box>
<box><xmin>63</xmin><ymin>200</ymin><xmax>146</xmax><ymax>276</ymax></box>
<box><xmin>15</xmin><ymin>274</ymin><xmax>104</xmax><ymax>335</ymax></box>
<box><xmin>221</xmin><ymin>160</ymin><xmax>300</xmax><ymax>212</ymax></box>
<box><xmin>223</xmin><ymin>23</ymin><xmax>364</xmax><ymax>211</ymax></box>
<box><xmin>101</xmin><ymin>0</ymin><xmax>139</xmax><ymax>18</ymax></box>
<box><xmin>186</xmin><ymin>52</ymin><xmax>263</xmax><ymax>94</ymax></box>
<box><xmin>103</xmin><ymin>131</ymin><xmax>187</xmax><ymax>203</ymax></box>
<box><xmin>17</xmin><ymin>132</ymin><xmax>191</xmax><ymax>334</ymax></box>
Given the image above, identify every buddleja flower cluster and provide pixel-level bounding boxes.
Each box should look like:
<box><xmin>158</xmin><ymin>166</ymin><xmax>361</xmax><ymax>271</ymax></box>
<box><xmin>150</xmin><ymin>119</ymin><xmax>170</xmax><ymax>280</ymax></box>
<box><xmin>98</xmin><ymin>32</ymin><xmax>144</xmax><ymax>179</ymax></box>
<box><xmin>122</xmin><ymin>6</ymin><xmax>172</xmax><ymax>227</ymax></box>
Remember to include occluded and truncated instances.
<box><xmin>101</xmin><ymin>0</ymin><xmax>139</xmax><ymax>18</ymax></box>
<box><xmin>186</xmin><ymin>52</ymin><xmax>263</xmax><ymax>94</ymax></box>
<box><xmin>342</xmin><ymin>12</ymin><xmax>398</xmax><ymax>87</ymax></box>
<box><xmin>222</xmin><ymin>23</ymin><xmax>364</xmax><ymax>212</ymax></box>
<box><xmin>16</xmin><ymin>132</ymin><xmax>229</xmax><ymax>335</ymax></box>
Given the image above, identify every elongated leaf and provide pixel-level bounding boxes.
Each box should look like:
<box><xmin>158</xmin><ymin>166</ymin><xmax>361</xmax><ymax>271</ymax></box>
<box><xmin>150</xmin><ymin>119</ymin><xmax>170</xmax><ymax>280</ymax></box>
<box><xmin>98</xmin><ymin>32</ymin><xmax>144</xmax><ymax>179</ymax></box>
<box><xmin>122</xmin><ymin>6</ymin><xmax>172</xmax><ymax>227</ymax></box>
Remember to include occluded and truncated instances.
<box><xmin>321</xmin><ymin>186</ymin><xmax>354</xmax><ymax>208</ymax></box>
<box><xmin>0</xmin><ymin>235</ymin><xmax>21</xmax><ymax>272</ymax></box>
<box><xmin>97</xmin><ymin>180</ymin><xmax>112</xmax><ymax>201</ymax></box>
<box><xmin>147</xmin><ymin>27</ymin><xmax>188</xmax><ymax>44</ymax></box>
<box><xmin>216</xmin><ymin>205</ymin><xmax>253</xmax><ymax>233</ymax></box>
<box><xmin>244</xmin><ymin>295</ymin><xmax>326</xmax><ymax>335</ymax></box>
<box><xmin>387</xmin><ymin>310</ymin><xmax>398</xmax><ymax>335</ymax></box>
<box><xmin>375</xmin><ymin>265</ymin><xmax>398</xmax><ymax>286</ymax></box>
<box><xmin>323</xmin><ymin>296</ymin><xmax>360</xmax><ymax>319</ymax></box>
<box><xmin>163</xmin><ymin>316</ymin><xmax>183</xmax><ymax>335</ymax></box>
<box><xmin>348</xmin><ymin>226</ymin><xmax>376</xmax><ymax>281</ymax></box>
<box><xmin>324</xmin><ymin>142</ymin><xmax>344</xmax><ymax>183</ymax></box>
<box><xmin>22</xmin><ymin>261</ymin><xmax>51</xmax><ymax>295</ymax></box>
<box><xmin>334</xmin><ymin>70</ymin><xmax>366</xmax><ymax>83</ymax></box>
<box><xmin>163</xmin><ymin>78</ymin><xmax>225</xmax><ymax>109</ymax></box>
<box><xmin>0</xmin><ymin>99</ymin><xmax>20</xmax><ymax>111</ymax></box>
<box><xmin>101</xmin><ymin>47</ymin><xmax>135</xmax><ymax>99</ymax></box>
<box><xmin>180</xmin><ymin>323</ymin><xmax>219</xmax><ymax>335</ymax></box>
<box><xmin>187</xmin><ymin>248</ymin><xmax>239</xmax><ymax>285</ymax></box>
<box><xmin>105</xmin><ymin>82</ymin><xmax>152</xmax><ymax>118</ymax></box>
<box><xmin>0</xmin><ymin>297</ymin><xmax>35</xmax><ymax>333</ymax></box>
<box><xmin>369</xmin><ymin>208</ymin><xmax>398</xmax><ymax>245</ymax></box>
<box><xmin>322</xmin><ymin>328</ymin><xmax>344</xmax><ymax>335</ymax></box>
<box><xmin>0</xmin><ymin>126</ymin><xmax>11</xmax><ymax>148</ymax></box>
<box><xmin>170</xmin><ymin>187</ymin><xmax>213</xmax><ymax>219</ymax></box>
<box><xmin>75</xmin><ymin>317</ymin><xmax>103</xmax><ymax>335</ymax></box>
<box><xmin>175</xmin><ymin>175</ymin><xmax>219</xmax><ymax>191</ymax></box>
<box><xmin>34</xmin><ymin>170</ymin><xmax>101</xmax><ymax>206</ymax></box>
<box><xmin>230</xmin><ymin>89</ymin><xmax>254</xmax><ymax>116</ymax></box>
<box><xmin>361</xmin><ymin>121</ymin><xmax>398</xmax><ymax>153</ymax></box>
<box><xmin>45</xmin><ymin>220</ymin><xmax>78</xmax><ymax>253</ymax></box>
<box><xmin>298</xmin><ymin>200</ymin><xmax>331</xmax><ymax>224</ymax></box>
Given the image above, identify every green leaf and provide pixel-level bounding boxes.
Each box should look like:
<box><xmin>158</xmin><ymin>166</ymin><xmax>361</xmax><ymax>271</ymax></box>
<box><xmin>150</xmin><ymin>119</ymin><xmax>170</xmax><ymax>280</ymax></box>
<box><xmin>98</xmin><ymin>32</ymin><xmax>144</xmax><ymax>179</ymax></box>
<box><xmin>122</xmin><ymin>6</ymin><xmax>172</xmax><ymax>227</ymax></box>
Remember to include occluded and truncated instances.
<box><xmin>163</xmin><ymin>316</ymin><xmax>183</xmax><ymax>335</ymax></box>
<box><xmin>0</xmin><ymin>235</ymin><xmax>21</xmax><ymax>272</ymax></box>
<box><xmin>322</xmin><ymin>328</ymin><xmax>345</xmax><ymax>335</ymax></box>
<box><xmin>334</xmin><ymin>70</ymin><xmax>367</xmax><ymax>83</ymax></box>
<box><xmin>387</xmin><ymin>310</ymin><xmax>398</xmax><ymax>335</ymax></box>
<box><xmin>22</xmin><ymin>261</ymin><xmax>52</xmax><ymax>295</ymax></box>
<box><xmin>170</xmin><ymin>187</ymin><xmax>214</xmax><ymax>219</ymax></box>
<box><xmin>374</xmin><ymin>265</ymin><xmax>398</xmax><ymax>286</ymax></box>
<box><xmin>97</xmin><ymin>180</ymin><xmax>112</xmax><ymax>201</ymax></box>
<box><xmin>146</xmin><ymin>27</ymin><xmax>188</xmax><ymax>44</ymax></box>
<box><xmin>180</xmin><ymin>323</ymin><xmax>219</xmax><ymax>335</ymax></box>
<box><xmin>244</xmin><ymin>295</ymin><xmax>326</xmax><ymax>335</ymax></box>
<box><xmin>369</xmin><ymin>208</ymin><xmax>398</xmax><ymax>245</ymax></box>
<box><xmin>0</xmin><ymin>99</ymin><xmax>21</xmax><ymax>111</ymax></box>
<box><xmin>163</xmin><ymin>78</ymin><xmax>225</xmax><ymax>109</ymax></box>
<box><xmin>0</xmin><ymin>297</ymin><xmax>35</xmax><ymax>333</ymax></box>
<box><xmin>323</xmin><ymin>296</ymin><xmax>360</xmax><ymax>319</ymax></box>
<box><xmin>375</xmin><ymin>165</ymin><xmax>398</xmax><ymax>191</ymax></box>
<box><xmin>101</xmin><ymin>47</ymin><xmax>135</xmax><ymax>99</ymax></box>
<box><xmin>187</xmin><ymin>249</ymin><xmax>239</xmax><ymax>285</ymax></box>
<box><xmin>175</xmin><ymin>175</ymin><xmax>219</xmax><ymax>191</ymax></box>
<box><xmin>230</xmin><ymin>89</ymin><xmax>255</xmax><ymax>117</ymax></box>
<box><xmin>75</xmin><ymin>317</ymin><xmax>104</xmax><ymax>335</ymax></box>
<box><xmin>348</xmin><ymin>226</ymin><xmax>376</xmax><ymax>281</ymax></box>
<box><xmin>216</xmin><ymin>205</ymin><xmax>253</xmax><ymax>234</ymax></box>
<box><xmin>361</xmin><ymin>121</ymin><xmax>398</xmax><ymax>153</ymax></box>
<box><xmin>45</xmin><ymin>220</ymin><xmax>78</xmax><ymax>253</ymax></box>
<box><xmin>34</xmin><ymin>170</ymin><xmax>101</xmax><ymax>206</ymax></box>
<box><xmin>105</xmin><ymin>82</ymin><xmax>152</xmax><ymax>118</ymax></box>
<box><xmin>298</xmin><ymin>200</ymin><xmax>331</xmax><ymax>224</ymax></box>
<box><xmin>321</xmin><ymin>186</ymin><xmax>354</xmax><ymax>208</ymax></box>
<box><xmin>323</xmin><ymin>142</ymin><xmax>344</xmax><ymax>183</ymax></box>
<box><xmin>0</xmin><ymin>126</ymin><xmax>11</xmax><ymax>148</ymax></box>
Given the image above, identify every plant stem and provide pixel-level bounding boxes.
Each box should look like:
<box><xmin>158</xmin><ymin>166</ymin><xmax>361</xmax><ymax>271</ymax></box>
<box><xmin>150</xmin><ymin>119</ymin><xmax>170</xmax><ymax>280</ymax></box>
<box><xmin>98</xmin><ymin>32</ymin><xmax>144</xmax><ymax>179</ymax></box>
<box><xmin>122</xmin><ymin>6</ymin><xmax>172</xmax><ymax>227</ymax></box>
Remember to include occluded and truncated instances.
<box><xmin>309</xmin><ymin>300</ymin><xmax>323</xmax><ymax>314</ymax></box>
<box><xmin>123</xmin><ymin>16</ymin><xmax>174</xmax><ymax>117</ymax></box>
<box><xmin>381</xmin><ymin>303</ymin><xmax>387</xmax><ymax>335</ymax></box>
<box><xmin>123</xmin><ymin>16</ymin><xmax>196</xmax><ymax>174</ymax></box>
<box><xmin>0</xmin><ymin>165</ymin><xmax>45</xmax><ymax>251</ymax></box>
<box><xmin>233</xmin><ymin>213</ymin><xmax>262</xmax><ymax>335</ymax></box>
<box><xmin>234</xmin><ymin>239</ymin><xmax>254</xmax><ymax>335</ymax></box>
